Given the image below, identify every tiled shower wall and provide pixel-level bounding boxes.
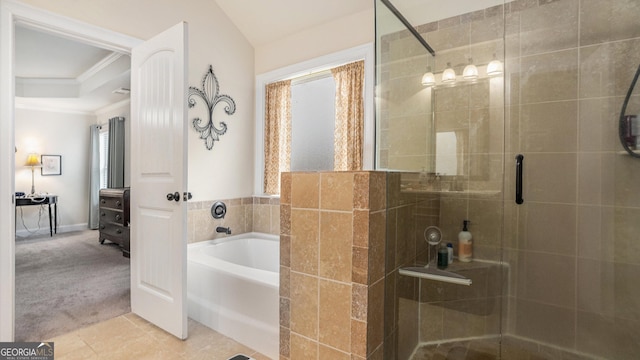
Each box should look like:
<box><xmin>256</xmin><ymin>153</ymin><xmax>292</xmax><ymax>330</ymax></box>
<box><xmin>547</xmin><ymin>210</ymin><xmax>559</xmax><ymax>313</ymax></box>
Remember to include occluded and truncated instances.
<box><xmin>401</xmin><ymin>0</ymin><xmax>640</xmax><ymax>357</ymax></box>
<box><xmin>380</xmin><ymin>0</ymin><xmax>640</xmax><ymax>358</ymax></box>
<box><xmin>279</xmin><ymin>171</ymin><xmax>386</xmax><ymax>360</ymax></box>
<box><xmin>382</xmin><ymin>173</ymin><xmax>503</xmax><ymax>360</ymax></box>
<box><xmin>379</xmin><ymin>2</ymin><xmax>506</xmax><ymax>357</ymax></box>
<box><xmin>187</xmin><ymin>196</ymin><xmax>280</xmax><ymax>243</ymax></box>
<box><xmin>383</xmin><ymin>173</ymin><xmax>437</xmax><ymax>360</ymax></box>
<box><xmin>502</xmin><ymin>0</ymin><xmax>640</xmax><ymax>358</ymax></box>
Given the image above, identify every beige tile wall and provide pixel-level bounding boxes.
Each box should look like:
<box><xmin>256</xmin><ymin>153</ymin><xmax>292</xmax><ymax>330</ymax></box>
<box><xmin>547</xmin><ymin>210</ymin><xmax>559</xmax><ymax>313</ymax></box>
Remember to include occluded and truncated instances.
<box><xmin>382</xmin><ymin>172</ymin><xmax>503</xmax><ymax>359</ymax></box>
<box><xmin>280</xmin><ymin>171</ymin><xmax>386</xmax><ymax>360</ymax></box>
<box><xmin>379</xmin><ymin>2</ymin><xmax>507</xmax><ymax>356</ymax></box>
<box><xmin>187</xmin><ymin>196</ymin><xmax>280</xmax><ymax>243</ymax></box>
<box><xmin>379</xmin><ymin>0</ymin><xmax>640</xmax><ymax>358</ymax></box>
<box><xmin>503</xmin><ymin>0</ymin><xmax>640</xmax><ymax>358</ymax></box>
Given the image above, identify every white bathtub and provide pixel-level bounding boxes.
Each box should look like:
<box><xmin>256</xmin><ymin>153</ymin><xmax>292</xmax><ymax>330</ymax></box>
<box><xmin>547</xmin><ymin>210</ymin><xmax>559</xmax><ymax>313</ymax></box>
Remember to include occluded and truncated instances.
<box><xmin>188</xmin><ymin>232</ymin><xmax>279</xmax><ymax>359</ymax></box>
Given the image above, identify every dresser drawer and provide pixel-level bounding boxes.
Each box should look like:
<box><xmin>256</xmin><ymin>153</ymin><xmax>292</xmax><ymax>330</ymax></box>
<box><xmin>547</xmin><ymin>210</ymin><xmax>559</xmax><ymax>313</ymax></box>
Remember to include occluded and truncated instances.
<box><xmin>99</xmin><ymin>223</ymin><xmax>127</xmax><ymax>239</ymax></box>
<box><xmin>100</xmin><ymin>208</ymin><xmax>127</xmax><ymax>225</ymax></box>
<box><xmin>99</xmin><ymin>196</ymin><xmax>125</xmax><ymax>210</ymax></box>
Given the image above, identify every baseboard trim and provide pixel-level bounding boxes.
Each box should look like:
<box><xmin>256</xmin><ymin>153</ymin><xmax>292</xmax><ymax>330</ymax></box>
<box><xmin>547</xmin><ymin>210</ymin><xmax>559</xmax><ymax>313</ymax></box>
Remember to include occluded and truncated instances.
<box><xmin>15</xmin><ymin>223</ymin><xmax>89</xmax><ymax>238</ymax></box>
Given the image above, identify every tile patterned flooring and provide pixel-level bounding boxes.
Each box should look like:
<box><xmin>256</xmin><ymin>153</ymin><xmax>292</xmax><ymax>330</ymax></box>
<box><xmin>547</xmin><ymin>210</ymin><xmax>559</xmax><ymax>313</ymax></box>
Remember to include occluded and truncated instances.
<box><xmin>47</xmin><ymin>313</ymin><xmax>271</xmax><ymax>360</ymax></box>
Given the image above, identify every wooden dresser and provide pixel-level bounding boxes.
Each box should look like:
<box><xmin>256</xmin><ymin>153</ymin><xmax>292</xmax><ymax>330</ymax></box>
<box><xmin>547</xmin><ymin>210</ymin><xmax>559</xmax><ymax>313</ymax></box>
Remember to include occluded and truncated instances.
<box><xmin>99</xmin><ymin>188</ymin><xmax>130</xmax><ymax>257</ymax></box>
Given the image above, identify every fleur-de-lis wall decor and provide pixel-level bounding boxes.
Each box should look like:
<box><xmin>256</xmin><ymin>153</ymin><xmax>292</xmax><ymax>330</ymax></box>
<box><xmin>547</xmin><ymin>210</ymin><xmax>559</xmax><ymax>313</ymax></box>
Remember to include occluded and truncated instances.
<box><xmin>188</xmin><ymin>65</ymin><xmax>236</xmax><ymax>150</ymax></box>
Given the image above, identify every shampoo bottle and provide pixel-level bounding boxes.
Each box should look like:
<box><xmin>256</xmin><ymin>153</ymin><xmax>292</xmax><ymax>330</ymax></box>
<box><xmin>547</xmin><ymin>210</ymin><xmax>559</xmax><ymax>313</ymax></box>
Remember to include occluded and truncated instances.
<box><xmin>458</xmin><ymin>220</ymin><xmax>472</xmax><ymax>262</ymax></box>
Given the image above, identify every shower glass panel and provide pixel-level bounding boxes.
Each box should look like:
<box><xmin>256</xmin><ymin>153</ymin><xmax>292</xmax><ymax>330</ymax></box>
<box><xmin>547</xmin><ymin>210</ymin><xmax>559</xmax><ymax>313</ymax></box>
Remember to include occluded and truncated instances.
<box><xmin>377</xmin><ymin>0</ymin><xmax>505</xmax><ymax>358</ymax></box>
<box><xmin>377</xmin><ymin>0</ymin><xmax>640</xmax><ymax>359</ymax></box>
<box><xmin>503</xmin><ymin>0</ymin><xmax>640</xmax><ymax>358</ymax></box>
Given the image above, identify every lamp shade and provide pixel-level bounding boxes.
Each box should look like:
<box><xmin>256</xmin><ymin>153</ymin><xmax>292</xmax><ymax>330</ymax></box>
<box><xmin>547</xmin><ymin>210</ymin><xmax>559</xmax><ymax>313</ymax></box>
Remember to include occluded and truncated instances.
<box><xmin>442</xmin><ymin>64</ymin><xmax>456</xmax><ymax>83</ymax></box>
<box><xmin>421</xmin><ymin>71</ymin><xmax>436</xmax><ymax>86</ymax></box>
<box><xmin>463</xmin><ymin>64</ymin><xmax>478</xmax><ymax>80</ymax></box>
<box><xmin>25</xmin><ymin>153</ymin><xmax>41</xmax><ymax>167</ymax></box>
<box><xmin>463</xmin><ymin>58</ymin><xmax>478</xmax><ymax>80</ymax></box>
<box><xmin>487</xmin><ymin>59</ymin><xmax>503</xmax><ymax>76</ymax></box>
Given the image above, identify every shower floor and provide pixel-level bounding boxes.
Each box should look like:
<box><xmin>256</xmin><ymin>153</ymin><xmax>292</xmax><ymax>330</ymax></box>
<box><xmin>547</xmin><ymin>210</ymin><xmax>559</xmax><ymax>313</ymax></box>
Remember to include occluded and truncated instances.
<box><xmin>411</xmin><ymin>336</ymin><xmax>596</xmax><ymax>360</ymax></box>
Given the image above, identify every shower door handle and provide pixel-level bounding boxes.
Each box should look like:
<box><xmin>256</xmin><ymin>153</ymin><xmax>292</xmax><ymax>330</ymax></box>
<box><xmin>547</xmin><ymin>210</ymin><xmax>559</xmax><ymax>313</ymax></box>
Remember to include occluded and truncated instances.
<box><xmin>515</xmin><ymin>154</ymin><xmax>524</xmax><ymax>205</ymax></box>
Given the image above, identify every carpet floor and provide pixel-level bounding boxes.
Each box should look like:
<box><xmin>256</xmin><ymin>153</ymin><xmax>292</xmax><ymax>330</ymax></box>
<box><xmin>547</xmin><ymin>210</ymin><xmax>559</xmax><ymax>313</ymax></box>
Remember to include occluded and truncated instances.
<box><xmin>15</xmin><ymin>230</ymin><xmax>130</xmax><ymax>341</ymax></box>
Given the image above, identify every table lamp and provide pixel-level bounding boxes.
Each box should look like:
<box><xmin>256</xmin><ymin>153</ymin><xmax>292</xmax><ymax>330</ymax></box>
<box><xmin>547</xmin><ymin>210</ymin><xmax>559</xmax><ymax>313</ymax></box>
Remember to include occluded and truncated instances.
<box><xmin>25</xmin><ymin>153</ymin><xmax>41</xmax><ymax>195</ymax></box>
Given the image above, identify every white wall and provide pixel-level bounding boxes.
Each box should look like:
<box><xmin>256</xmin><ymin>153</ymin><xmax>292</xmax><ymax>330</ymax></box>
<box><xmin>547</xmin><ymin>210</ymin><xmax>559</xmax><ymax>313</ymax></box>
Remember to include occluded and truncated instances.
<box><xmin>20</xmin><ymin>0</ymin><xmax>256</xmax><ymax>201</ymax></box>
<box><xmin>14</xmin><ymin>108</ymin><xmax>95</xmax><ymax>235</ymax></box>
<box><xmin>255</xmin><ymin>8</ymin><xmax>374</xmax><ymax>74</ymax></box>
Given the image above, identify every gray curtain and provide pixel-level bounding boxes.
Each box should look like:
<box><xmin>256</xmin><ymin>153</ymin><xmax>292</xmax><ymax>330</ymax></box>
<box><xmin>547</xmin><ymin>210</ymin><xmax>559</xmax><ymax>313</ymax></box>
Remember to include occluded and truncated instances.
<box><xmin>88</xmin><ymin>124</ymin><xmax>101</xmax><ymax>229</ymax></box>
<box><xmin>107</xmin><ymin>116</ymin><xmax>125</xmax><ymax>188</ymax></box>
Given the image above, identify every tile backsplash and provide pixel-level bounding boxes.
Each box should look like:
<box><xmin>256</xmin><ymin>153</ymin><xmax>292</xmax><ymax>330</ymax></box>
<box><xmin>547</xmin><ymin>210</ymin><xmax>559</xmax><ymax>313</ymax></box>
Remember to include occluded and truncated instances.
<box><xmin>187</xmin><ymin>196</ymin><xmax>280</xmax><ymax>243</ymax></box>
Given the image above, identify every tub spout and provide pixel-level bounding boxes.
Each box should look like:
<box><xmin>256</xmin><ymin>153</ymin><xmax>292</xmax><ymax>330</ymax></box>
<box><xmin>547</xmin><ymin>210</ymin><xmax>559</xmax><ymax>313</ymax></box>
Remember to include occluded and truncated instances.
<box><xmin>216</xmin><ymin>226</ymin><xmax>231</xmax><ymax>234</ymax></box>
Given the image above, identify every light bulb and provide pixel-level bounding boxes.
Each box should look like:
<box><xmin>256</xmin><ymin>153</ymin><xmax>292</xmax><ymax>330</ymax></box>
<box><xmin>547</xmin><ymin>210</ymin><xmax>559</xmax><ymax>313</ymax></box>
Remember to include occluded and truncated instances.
<box><xmin>442</xmin><ymin>63</ymin><xmax>456</xmax><ymax>83</ymax></box>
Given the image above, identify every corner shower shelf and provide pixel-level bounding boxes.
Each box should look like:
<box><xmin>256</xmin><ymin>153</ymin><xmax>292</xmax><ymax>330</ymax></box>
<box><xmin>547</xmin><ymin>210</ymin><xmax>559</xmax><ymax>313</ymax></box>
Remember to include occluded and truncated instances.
<box><xmin>401</xmin><ymin>187</ymin><xmax>501</xmax><ymax>198</ymax></box>
<box><xmin>399</xmin><ymin>265</ymin><xmax>472</xmax><ymax>286</ymax></box>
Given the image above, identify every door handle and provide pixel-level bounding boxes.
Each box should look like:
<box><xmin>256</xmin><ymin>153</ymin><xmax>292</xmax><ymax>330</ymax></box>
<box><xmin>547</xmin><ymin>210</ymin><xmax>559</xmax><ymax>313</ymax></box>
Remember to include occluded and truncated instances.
<box><xmin>515</xmin><ymin>154</ymin><xmax>524</xmax><ymax>205</ymax></box>
<box><xmin>183</xmin><ymin>192</ymin><xmax>192</xmax><ymax>201</ymax></box>
<box><xmin>166</xmin><ymin>192</ymin><xmax>180</xmax><ymax>202</ymax></box>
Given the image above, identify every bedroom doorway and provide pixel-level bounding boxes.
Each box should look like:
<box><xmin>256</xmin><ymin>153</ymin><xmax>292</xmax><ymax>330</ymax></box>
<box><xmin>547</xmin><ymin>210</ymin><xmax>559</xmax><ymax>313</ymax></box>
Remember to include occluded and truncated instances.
<box><xmin>12</xmin><ymin>22</ymin><xmax>133</xmax><ymax>341</ymax></box>
<box><xmin>0</xmin><ymin>0</ymin><xmax>141</xmax><ymax>341</ymax></box>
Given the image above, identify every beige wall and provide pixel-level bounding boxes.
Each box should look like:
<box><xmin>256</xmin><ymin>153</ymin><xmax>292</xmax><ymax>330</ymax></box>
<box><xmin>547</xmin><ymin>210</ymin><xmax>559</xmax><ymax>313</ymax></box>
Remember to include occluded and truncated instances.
<box><xmin>21</xmin><ymin>0</ymin><xmax>256</xmax><ymax>201</ymax></box>
<box><xmin>255</xmin><ymin>8</ymin><xmax>374</xmax><ymax>74</ymax></box>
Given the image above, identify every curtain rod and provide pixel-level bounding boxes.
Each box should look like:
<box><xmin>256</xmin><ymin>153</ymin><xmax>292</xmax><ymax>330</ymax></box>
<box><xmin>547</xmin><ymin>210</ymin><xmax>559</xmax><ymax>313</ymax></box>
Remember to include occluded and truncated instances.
<box><xmin>379</xmin><ymin>0</ymin><xmax>436</xmax><ymax>57</ymax></box>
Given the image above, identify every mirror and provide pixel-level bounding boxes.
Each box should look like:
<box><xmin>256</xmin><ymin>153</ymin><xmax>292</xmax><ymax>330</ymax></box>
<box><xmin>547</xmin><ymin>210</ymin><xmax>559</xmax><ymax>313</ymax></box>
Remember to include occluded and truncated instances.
<box><xmin>619</xmin><ymin>64</ymin><xmax>640</xmax><ymax>158</ymax></box>
<box><xmin>375</xmin><ymin>0</ymin><xmax>504</xmax><ymax>194</ymax></box>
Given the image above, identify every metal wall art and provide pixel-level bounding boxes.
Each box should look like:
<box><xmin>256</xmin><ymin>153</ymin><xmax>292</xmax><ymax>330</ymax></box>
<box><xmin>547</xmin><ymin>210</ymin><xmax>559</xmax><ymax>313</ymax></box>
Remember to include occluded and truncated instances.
<box><xmin>188</xmin><ymin>65</ymin><xmax>236</xmax><ymax>150</ymax></box>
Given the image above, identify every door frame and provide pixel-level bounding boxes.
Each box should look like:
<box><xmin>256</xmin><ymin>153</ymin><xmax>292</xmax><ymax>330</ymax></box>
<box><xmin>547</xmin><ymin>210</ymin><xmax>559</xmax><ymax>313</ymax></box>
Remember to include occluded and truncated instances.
<box><xmin>0</xmin><ymin>0</ymin><xmax>141</xmax><ymax>340</ymax></box>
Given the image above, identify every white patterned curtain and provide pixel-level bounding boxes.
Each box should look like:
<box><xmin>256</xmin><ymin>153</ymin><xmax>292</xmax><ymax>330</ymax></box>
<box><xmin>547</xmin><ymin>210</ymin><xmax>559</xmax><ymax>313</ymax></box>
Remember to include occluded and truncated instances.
<box><xmin>331</xmin><ymin>60</ymin><xmax>364</xmax><ymax>171</ymax></box>
<box><xmin>264</xmin><ymin>80</ymin><xmax>292</xmax><ymax>194</ymax></box>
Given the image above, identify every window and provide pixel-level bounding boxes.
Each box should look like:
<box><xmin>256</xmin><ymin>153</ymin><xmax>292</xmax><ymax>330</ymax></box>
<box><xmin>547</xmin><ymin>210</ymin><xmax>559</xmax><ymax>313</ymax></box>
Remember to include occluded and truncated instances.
<box><xmin>98</xmin><ymin>126</ymin><xmax>109</xmax><ymax>190</ymax></box>
<box><xmin>255</xmin><ymin>44</ymin><xmax>375</xmax><ymax>195</ymax></box>
<box><xmin>290</xmin><ymin>73</ymin><xmax>336</xmax><ymax>171</ymax></box>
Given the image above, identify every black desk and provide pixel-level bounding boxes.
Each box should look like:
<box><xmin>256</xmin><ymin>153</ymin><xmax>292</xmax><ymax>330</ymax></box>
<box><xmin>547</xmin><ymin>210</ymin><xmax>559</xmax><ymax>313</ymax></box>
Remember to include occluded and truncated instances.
<box><xmin>15</xmin><ymin>195</ymin><xmax>58</xmax><ymax>237</ymax></box>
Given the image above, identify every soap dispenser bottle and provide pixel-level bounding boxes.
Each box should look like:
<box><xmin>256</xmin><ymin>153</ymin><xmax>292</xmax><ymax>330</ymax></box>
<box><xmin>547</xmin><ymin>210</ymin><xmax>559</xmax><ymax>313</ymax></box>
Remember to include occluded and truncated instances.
<box><xmin>458</xmin><ymin>220</ymin><xmax>473</xmax><ymax>262</ymax></box>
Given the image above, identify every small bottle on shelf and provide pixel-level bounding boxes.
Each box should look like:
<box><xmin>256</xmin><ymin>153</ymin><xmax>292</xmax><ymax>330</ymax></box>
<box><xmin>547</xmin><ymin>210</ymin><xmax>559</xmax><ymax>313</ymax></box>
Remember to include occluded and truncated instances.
<box><xmin>458</xmin><ymin>220</ymin><xmax>473</xmax><ymax>262</ymax></box>
<box><xmin>437</xmin><ymin>244</ymin><xmax>448</xmax><ymax>269</ymax></box>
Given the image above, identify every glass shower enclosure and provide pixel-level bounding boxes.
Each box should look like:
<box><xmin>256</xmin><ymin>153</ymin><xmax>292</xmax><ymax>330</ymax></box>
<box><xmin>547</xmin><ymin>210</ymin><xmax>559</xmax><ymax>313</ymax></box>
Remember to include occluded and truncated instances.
<box><xmin>376</xmin><ymin>0</ymin><xmax>640</xmax><ymax>359</ymax></box>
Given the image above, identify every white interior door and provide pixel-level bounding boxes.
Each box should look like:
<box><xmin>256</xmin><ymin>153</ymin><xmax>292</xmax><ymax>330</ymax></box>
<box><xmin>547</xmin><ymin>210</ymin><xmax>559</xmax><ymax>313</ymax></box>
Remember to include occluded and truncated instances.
<box><xmin>130</xmin><ymin>22</ymin><xmax>188</xmax><ymax>339</ymax></box>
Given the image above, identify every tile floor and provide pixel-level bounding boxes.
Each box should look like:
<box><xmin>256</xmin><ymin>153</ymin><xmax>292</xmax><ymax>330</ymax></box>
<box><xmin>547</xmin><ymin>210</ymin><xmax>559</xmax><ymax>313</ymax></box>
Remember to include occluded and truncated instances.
<box><xmin>47</xmin><ymin>313</ymin><xmax>271</xmax><ymax>360</ymax></box>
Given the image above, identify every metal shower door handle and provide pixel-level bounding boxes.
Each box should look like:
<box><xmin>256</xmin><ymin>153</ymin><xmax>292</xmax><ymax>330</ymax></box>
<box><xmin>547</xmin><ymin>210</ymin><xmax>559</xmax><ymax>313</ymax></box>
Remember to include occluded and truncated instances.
<box><xmin>515</xmin><ymin>154</ymin><xmax>524</xmax><ymax>205</ymax></box>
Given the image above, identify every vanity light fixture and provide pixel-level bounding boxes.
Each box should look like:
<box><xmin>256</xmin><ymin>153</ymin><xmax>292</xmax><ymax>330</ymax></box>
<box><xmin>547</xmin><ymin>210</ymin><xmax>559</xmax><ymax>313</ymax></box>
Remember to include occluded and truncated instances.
<box><xmin>421</xmin><ymin>66</ymin><xmax>436</xmax><ymax>87</ymax></box>
<box><xmin>442</xmin><ymin>62</ymin><xmax>456</xmax><ymax>83</ymax></box>
<box><xmin>462</xmin><ymin>58</ymin><xmax>478</xmax><ymax>80</ymax></box>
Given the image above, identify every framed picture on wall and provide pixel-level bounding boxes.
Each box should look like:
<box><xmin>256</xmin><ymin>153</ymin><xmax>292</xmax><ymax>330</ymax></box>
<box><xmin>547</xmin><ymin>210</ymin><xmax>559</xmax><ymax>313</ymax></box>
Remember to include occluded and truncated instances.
<box><xmin>41</xmin><ymin>155</ymin><xmax>61</xmax><ymax>176</ymax></box>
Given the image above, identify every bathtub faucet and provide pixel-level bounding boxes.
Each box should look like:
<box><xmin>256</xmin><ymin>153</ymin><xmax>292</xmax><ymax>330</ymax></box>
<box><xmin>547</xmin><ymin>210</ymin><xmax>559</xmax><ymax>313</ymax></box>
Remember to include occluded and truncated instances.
<box><xmin>216</xmin><ymin>226</ymin><xmax>232</xmax><ymax>235</ymax></box>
